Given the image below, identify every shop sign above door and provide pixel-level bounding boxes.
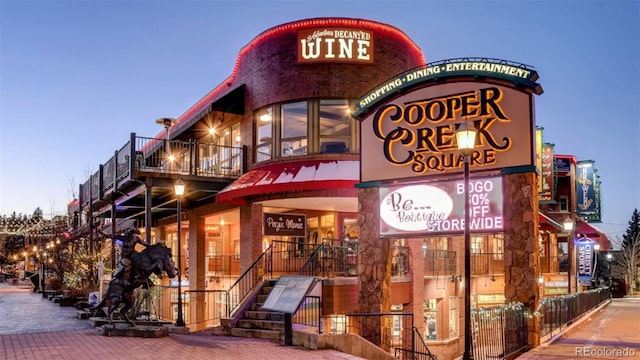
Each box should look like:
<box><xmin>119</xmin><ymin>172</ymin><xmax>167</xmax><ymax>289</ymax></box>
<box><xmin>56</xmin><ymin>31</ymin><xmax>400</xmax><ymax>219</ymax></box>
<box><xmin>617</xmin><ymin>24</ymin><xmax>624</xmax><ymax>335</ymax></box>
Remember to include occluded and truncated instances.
<box><xmin>263</xmin><ymin>212</ymin><xmax>307</xmax><ymax>237</ymax></box>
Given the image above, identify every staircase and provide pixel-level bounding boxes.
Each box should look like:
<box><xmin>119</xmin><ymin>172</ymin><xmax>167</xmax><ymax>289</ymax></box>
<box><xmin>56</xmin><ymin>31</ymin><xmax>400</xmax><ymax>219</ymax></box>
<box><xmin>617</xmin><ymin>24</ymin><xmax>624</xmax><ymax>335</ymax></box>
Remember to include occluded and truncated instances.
<box><xmin>230</xmin><ymin>278</ymin><xmax>285</xmax><ymax>341</ymax></box>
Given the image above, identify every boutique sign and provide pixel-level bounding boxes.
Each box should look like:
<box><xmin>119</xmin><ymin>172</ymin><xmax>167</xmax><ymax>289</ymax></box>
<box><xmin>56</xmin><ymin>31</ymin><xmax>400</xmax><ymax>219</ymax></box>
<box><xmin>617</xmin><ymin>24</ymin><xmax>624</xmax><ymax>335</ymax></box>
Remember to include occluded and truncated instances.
<box><xmin>263</xmin><ymin>213</ymin><xmax>307</xmax><ymax>237</ymax></box>
<box><xmin>379</xmin><ymin>176</ymin><xmax>503</xmax><ymax>236</ymax></box>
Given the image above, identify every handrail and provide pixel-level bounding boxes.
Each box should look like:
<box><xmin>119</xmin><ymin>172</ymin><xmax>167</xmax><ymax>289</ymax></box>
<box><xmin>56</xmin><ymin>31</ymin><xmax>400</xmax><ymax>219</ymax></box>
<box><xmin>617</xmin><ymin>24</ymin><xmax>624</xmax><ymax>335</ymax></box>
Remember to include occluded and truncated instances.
<box><xmin>394</xmin><ymin>326</ymin><xmax>437</xmax><ymax>360</ymax></box>
<box><xmin>298</xmin><ymin>244</ymin><xmax>325</xmax><ymax>276</ymax></box>
<box><xmin>412</xmin><ymin>326</ymin><xmax>437</xmax><ymax>359</ymax></box>
<box><xmin>225</xmin><ymin>244</ymin><xmax>273</xmax><ymax>318</ymax></box>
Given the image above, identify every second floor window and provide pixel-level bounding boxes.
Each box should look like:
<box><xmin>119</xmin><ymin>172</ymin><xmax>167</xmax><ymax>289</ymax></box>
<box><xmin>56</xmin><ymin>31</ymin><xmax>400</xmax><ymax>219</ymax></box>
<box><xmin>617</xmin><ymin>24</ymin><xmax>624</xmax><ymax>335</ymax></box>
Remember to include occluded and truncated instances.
<box><xmin>281</xmin><ymin>101</ymin><xmax>308</xmax><ymax>157</ymax></box>
<box><xmin>254</xmin><ymin>99</ymin><xmax>356</xmax><ymax>163</ymax></box>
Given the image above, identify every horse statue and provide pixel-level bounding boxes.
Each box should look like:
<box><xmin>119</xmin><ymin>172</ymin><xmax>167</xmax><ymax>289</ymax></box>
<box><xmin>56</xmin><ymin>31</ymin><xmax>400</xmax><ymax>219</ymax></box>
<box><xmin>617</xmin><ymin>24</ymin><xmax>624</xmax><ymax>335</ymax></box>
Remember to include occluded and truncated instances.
<box><xmin>93</xmin><ymin>243</ymin><xmax>177</xmax><ymax>326</ymax></box>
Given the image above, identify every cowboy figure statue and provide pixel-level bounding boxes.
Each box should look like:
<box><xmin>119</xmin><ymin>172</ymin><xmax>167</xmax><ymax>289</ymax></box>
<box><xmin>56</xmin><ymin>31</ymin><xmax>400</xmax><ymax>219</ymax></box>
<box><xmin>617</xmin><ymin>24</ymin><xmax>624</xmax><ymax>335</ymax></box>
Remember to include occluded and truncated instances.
<box><xmin>112</xmin><ymin>228</ymin><xmax>152</xmax><ymax>286</ymax></box>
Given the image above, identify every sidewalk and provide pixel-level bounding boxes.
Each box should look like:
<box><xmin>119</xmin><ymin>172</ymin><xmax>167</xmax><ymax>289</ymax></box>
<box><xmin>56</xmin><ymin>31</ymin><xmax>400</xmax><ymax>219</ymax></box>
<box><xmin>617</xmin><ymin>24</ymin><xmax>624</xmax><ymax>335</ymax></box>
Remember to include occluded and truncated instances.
<box><xmin>516</xmin><ymin>298</ymin><xmax>640</xmax><ymax>360</ymax></box>
<box><xmin>0</xmin><ymin>283</ymin><xmax>364</xmax><ymax>360</ymax></box>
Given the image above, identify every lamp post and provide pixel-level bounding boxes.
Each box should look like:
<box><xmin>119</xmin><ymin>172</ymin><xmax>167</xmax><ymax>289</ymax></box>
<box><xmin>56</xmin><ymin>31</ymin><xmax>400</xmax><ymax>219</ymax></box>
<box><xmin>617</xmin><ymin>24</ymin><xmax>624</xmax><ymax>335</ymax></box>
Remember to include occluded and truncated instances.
<box><xmin>456</xmin><ymin>120</ymin><xmax>477</xmax><ymax>360</ymax></box>
<box><xmin>563</xmin><ymin>220</ymin><xmax>575</xmax><ymax>294</ymax></box>
<box><xmin>174</xmin><ymin>178</ymin><xmax>185</xmax><ymax>327</ymax></box>
<box><xmin>606</xmin><ymin>253</ymin><xmax>613</xmax><ymax>297</ymax></box>
<box><xmin>592</xmin><ymin>243</ymin><xmax>601</xmax><ymax>288</ymax></box>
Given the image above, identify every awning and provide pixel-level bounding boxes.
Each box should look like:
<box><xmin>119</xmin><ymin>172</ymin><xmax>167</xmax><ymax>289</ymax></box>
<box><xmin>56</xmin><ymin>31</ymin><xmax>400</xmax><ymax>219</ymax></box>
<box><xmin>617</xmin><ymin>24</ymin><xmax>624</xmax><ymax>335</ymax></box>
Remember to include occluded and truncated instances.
<box><xmin>576</xmin><ymin>220</ymin><xmax>610</xmax><ymax>251</ymax></box>
<box><xmin>539</xmin><ymin>212</ymin><xmax>563</xmax><ymax>231</ymax></box>
<box><xmin>216</xmin><ymin>159</ymin><xmax>359</xmax><ymax>204</ymax></box>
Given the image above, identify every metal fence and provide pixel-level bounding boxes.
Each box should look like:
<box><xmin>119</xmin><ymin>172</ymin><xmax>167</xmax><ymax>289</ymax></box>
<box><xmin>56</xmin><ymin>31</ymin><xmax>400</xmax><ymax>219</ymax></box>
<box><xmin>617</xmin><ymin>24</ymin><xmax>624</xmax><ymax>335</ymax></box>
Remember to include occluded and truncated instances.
<box><xmin>539</xmin><ymin>287</ymin><xmax>610</xmax><ymax>339</ymax></box>
<box><xmin>471</xmin><ymin>303</ymin><xmax>528</xmax><ymax>360</ymax></box>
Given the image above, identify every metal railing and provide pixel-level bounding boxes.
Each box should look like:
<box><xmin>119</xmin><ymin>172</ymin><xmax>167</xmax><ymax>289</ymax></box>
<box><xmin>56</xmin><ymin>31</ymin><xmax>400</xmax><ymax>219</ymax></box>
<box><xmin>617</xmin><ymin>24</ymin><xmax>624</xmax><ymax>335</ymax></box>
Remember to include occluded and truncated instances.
<box><xmin>80</xmin><ymin>134</ymin><xmax>245</xmax><ymax>206</ymax></box>
<box><xmin>424</xmin><ymin>250</ymin><xmax>457</xmax><ymax>277</ymax></box>
<box><xmin>539</xmin><ymin>287</ymin><xmax>610</xmax><ymax>339</ymax></box>
<box><xmin>471</xmin><ymin>303</ymin><xmax>529</xmax><ymax>360</ymax></box>
<box><xmin>225</xmin><ymin>246</ymin><xmax>273</xmax><ymax>318</ymax></box>
<box><xmin>394</xmin><ymin>326</ymin><xmax>437</xmax><ymax>360</ymax></box>
<box><xmin>293</xmin><ymin>295</ymin><xmax>321</xmax><ymax>333</ymax></box>
<box><xmin>471</xmin><ymin>253</ymin><xmax>504</xmax><ymax>275</ymax></box>
<box><xmin>153</xmin><ymin>286</ymin><xmax>229</xmax><ymax>328</ymax></box>
<box><xmin>134</xmin><ymin>135</ymin><xmax>245</xmax><ymax>177</ymax></box>
<box><xmin>298</xmin><ymin>241</ymin><xmax>358</xmax><ymax>277</ymax></box>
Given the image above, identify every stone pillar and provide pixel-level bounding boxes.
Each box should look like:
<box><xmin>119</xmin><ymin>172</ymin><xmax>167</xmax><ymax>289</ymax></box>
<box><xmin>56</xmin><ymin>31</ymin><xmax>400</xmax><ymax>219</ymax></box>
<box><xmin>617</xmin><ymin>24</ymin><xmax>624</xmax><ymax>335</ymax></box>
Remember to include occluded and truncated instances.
<box><xmin>503</xmin><ymin>171</ymin><xmax>541</xmax><ymax>346</ymax></box>
<box><xmin>239</xmin><ymin>203</ymin><xmax>263</xmax><ymax>273</ymax></box>
<box><xmin>357</xmin><ymin>186</ymin><xmax>390</xmax><ymax>347</ymax></box>
<box><xmin>187</xmin><ymin>210</ymin><xmax>206</xmax><ymax>329</ymax></box>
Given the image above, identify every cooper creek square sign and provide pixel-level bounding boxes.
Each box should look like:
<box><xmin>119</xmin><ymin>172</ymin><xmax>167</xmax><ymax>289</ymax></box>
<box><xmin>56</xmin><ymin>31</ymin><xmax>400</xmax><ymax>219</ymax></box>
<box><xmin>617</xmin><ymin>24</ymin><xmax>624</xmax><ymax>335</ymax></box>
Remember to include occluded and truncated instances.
<box><xmin>360</xmin><ymin>82</ymin><xmax>534</xmax><ymax>183</ymax></box>
<box><xmin>379</xmin><ymin>176</ymin><xmax>503</xmax><ymax>237</ymax></box>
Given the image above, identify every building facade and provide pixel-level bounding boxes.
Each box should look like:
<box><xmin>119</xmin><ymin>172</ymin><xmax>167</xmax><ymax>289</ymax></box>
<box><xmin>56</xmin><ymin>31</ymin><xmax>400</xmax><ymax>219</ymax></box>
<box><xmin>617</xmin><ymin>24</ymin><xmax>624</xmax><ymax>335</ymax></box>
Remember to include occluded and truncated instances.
<box><xmin>70</xmin><ymin>17</ymin><xmax>609</xmax><ymax>360</ymax></box>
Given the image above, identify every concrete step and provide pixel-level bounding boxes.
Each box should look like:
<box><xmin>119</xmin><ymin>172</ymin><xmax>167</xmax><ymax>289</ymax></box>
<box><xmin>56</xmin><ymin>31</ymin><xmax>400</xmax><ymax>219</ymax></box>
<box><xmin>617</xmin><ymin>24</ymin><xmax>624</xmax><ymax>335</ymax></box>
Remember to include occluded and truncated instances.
<box><xmin>230</xmin><ymin>327</ymin><xmax>281</xmax><ymax>341</ymax></box>
<box><xmin>243</xmin><ymin>310</ymin><xmax>285</xmax><ymax>321</ymax></box>
<box><xmin>237</xmin><ymin>318</ymin><xmax>284</xmax><ymax>331</ymax></box>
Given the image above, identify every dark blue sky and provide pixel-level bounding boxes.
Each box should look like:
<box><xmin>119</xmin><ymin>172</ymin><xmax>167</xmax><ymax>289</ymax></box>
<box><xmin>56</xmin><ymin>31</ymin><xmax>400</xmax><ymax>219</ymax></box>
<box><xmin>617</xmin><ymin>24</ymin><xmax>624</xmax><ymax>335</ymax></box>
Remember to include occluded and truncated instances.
<box><xmin>1</xmin><ymin>0</ymin><xmax>638</xmax><ymax>241</ymax></box>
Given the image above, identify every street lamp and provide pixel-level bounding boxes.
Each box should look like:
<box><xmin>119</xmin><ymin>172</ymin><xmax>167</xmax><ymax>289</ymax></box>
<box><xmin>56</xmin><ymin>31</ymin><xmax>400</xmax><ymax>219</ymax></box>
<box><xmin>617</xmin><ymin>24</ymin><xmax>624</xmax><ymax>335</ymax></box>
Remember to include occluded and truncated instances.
<box><xmin>174</xmin><ymin>178</ymin><xmax>185</xmax><ymax>327</ymax></box>
<box><xmin>606</xmin><ymin>253</ymin><xmax>613</xmax><ymax>297</ymax></box>
<box><xmin>563</xmin><ymin>220</ymin><xmax>575</xmax><ymax>294</ymax></box>
<box><xmin>592</xmin><ymin>243</ymin><xmax>601</xmax><ymax>288</ymax></box>
<box><xmin>456</xmin><ymin>120</ymin><xmax>477</xmax><ymax>360</ymax></box>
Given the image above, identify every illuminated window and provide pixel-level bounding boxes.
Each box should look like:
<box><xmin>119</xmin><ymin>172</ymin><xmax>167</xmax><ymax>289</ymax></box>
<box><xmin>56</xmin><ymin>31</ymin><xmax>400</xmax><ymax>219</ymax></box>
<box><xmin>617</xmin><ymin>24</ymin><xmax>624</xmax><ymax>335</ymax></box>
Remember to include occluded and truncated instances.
<box><xmin>471</xmin><ymin>236</ymin><xmax>483</xmax><ymax>254</ymax></box>
<box><xmin>424</xmin><ymin>299</ymin><xmax>438</xmax><ymax>341</ymax></box>
<box><xmin>449</xmin><ymin>296</ymin><xmax>458</xmax><ymax>338</ymax></box>
<box><xmin>253</xmin><ymin>99</ymin><xmax>356</xmax><ymax>163</ymax></box>
<box><xmin>281</xmin><ymin>101</ymin><xmax>308</xmax><ymax>157</ymax></box>
<box><xmin>492</xmin><ymin>234</ymin><xmax>504</xmax><ymax>260</ymax></box>
<box><xmin>256</xmin><ymin>107</ymin><xmax>273</xmax><ymax>162</ymax></box>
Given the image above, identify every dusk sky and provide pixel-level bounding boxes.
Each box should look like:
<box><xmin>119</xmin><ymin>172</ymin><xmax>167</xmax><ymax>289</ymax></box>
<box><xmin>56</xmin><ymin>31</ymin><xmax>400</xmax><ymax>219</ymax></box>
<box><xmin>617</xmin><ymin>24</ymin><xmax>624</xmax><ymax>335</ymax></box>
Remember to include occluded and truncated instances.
<box><xmin>1</xmin><ymin>1</ymin><xmax>638</xmax><ymax>242</ymax></box>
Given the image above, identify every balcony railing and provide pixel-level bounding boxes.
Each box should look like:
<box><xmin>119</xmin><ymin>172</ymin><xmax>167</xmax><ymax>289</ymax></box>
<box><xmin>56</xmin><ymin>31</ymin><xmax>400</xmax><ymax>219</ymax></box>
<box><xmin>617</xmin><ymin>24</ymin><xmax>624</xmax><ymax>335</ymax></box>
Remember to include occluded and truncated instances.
<box><xmin>424</xmin><ymin>250</ymin><xmax>457</xmax><ymax>277</ymax></box>
<box><xmin>135</xmin><ymin>136</ymin><xmax>244</xmax><ymax>177</ymax></box>
<box><xmin>471</xmin><ymin>253</ymin><xmax>504</xmax><ymax>275</ymax></box>
<box><xmin>79</xmin><ymin>133</ymin><xmax>246</xmax><ymax>207</ymax></box>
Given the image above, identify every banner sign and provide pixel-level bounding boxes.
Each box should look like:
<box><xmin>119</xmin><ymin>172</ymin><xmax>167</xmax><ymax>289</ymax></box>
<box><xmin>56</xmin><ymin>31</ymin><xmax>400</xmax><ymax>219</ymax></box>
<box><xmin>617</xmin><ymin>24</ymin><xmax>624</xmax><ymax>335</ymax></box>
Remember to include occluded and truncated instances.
<box><xmin>536</xmin><ymin>128</ymin><xmax>543</xmax><ymax>196</ymax></box>
<box><xmin>263</xmin><ymin>213</ymin><xmax>307</xmax><ymax>237</ymax></box>
<box><xmin>554</xmin><ymin>156</ymin><xmax>571</xmax><ymax>173</ymax></box>
<box><xmin>576</xmin><ymin>161</ymin><xmax>597</xmax><ymax>216</ymax></box>
<box><xmin>576</xmin><ymin>238</ymin><xmax>595</xmax><ymax>284</ymax></box>
<box><xmin>583</xmin><ymin>170</ymin><xmax>602</xmax><ymax>223</ymax></box>
<box><xmin>539</xmin><ymin>143</ymin><xmax>555</xmax><ymax>202</ymax></box>
<box><xmin>379</xmin><ymin>176</ymin><xmax>503</xmax><ymax>237</ymax></box>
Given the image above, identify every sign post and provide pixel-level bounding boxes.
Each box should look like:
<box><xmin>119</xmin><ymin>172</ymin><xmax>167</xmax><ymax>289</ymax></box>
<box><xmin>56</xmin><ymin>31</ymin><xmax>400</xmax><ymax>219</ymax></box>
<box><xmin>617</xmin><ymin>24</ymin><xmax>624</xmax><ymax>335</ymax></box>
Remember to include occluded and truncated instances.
<box><xmin>261</xmin><ymin>276</ymin><xmax>316</xmax><ymax>346</ymax></box>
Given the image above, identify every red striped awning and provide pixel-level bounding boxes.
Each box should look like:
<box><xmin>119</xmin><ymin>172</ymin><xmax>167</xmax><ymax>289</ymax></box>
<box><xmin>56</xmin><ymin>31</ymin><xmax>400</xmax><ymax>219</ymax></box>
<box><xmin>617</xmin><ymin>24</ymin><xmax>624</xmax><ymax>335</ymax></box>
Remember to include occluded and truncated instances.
<box><xmin>576</xmin><ymin>220</ymin><xmax>610</xmax><ymax>251</ymax></box>
<box><xmin>539</xmin><ymin>212</ymin><xmax>563</xmax><ymax>231</ymax></box>
<box><xmin>216</xmin><ymin>159</ymin><xmax>359</xmax><ymax>204</ymax></box>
